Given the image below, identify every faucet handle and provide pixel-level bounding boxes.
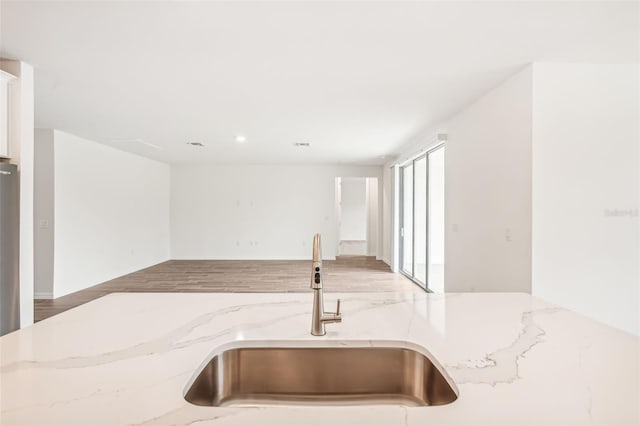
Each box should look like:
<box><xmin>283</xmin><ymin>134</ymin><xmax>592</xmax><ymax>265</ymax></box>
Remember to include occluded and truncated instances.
<box><xmin>336</xmin><ymin>299</ymin><xmax>341</xmax><ymax>316</ymax></box>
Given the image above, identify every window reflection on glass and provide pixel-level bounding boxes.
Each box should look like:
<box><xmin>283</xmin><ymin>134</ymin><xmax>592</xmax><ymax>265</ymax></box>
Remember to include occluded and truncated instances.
<box><xmin>401</xmin><ymin>164</ymin><xmax>413</xmax><ymax>274</ymax></box>
<box><xmin>413</xmin><ymin>156</ymin><xmax>427</xmax><ymax>286</ymax></box>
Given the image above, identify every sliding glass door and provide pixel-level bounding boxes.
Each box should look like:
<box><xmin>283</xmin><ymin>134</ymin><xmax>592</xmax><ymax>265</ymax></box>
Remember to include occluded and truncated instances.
<box><xmin>399</xmin><ymin>145</ymin><xmax>445</xmax><ymax>291</ymax></box>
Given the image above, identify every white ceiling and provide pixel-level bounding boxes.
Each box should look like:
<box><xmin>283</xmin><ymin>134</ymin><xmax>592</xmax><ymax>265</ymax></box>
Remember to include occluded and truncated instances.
<box><xmin>1</xmin><ymin>1</ymin><xmax>638</xmax><ymax>165</ymax></box>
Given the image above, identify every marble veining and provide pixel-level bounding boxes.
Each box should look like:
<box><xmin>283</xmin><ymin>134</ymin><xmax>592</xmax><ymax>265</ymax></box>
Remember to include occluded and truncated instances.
<box><xmin>1</xmin><ymin>292</ymin><xmax>638</xmax><ymax>425</ymax></box>
<box><xmin>446</xmin><ymin>307</ymin><xmax>563</xmax><ymax>386</ymax></box>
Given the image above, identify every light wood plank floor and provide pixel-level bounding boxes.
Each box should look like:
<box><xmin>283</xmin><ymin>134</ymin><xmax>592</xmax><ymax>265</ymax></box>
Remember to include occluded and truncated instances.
<box><xmin>34</xmin><ymin>257</ymin><xmax>422</xmax><ymax>322</ymax></box>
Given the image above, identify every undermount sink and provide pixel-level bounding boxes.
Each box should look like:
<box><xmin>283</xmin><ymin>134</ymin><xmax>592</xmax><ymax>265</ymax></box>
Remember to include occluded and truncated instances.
<box><xmin>184</xmin><ymin>341</ymin><xmax>458</xmax><ymax>407</ymax></box>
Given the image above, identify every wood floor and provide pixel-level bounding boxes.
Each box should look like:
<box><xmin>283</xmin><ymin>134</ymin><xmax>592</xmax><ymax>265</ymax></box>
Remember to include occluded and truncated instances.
<box><xmin>34</xmin><ymin>257</ymin><xmax>422</xmax><ymax>322</ymax></box>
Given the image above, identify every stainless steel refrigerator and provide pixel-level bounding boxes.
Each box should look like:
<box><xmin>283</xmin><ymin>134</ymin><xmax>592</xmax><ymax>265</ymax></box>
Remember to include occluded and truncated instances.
<box><xmin>0</xmin><ymin>162</ymin><xmax>19</xmax><ymax>336</ymax></box>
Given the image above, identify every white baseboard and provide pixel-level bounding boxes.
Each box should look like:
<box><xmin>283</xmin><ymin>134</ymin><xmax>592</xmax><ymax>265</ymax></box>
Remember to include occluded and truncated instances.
<box><xmin>34</xmin><ymin>292</ymin><xmax>54</xmax><ymax>300</ymax></box>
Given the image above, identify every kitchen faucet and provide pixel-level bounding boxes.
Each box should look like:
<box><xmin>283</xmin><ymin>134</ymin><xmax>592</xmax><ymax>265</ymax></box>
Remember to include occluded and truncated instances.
<box><xmin>310</xmin><ymin>233</ymin><xmax>342</xmax><ymax>336</ymax></box>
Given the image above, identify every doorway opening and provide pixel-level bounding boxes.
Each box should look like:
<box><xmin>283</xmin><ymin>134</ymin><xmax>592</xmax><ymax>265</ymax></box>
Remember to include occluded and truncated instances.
<box><xmin>335</xmin><ymin>177</ymin><xmax>378</xmax><ymax>257</ymax></box>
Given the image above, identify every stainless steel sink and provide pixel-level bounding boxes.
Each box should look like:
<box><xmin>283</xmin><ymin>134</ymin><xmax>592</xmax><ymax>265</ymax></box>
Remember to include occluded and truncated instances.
<box><xmin>184</xmin><ymin>342</ymin><xmax>458</xmax><ymax>407</ymax></box>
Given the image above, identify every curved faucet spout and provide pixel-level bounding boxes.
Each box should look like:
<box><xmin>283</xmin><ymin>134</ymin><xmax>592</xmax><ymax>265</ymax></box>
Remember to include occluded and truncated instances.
<box><xmin>311</xmin><ymin>233</ymin><xmax>323</xmax><ymax>290</ymax></box>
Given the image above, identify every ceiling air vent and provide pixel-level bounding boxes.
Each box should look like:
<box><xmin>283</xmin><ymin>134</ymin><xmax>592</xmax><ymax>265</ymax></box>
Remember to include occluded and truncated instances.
<box><xmin>187</xmin><ymin>142</ymin><xmax>204</xmax><ymax>147</ymax></box>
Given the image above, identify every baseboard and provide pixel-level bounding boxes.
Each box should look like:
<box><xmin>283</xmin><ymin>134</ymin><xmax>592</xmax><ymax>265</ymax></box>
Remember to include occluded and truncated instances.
<box><xmin>34</xmin><ymin>292</ymin><xmax>54</xmax><ymax>300</ymax></box>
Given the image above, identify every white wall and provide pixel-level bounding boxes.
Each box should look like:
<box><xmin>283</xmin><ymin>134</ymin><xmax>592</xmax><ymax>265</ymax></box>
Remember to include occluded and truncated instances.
<box><xmin>1</xmin><ymin>60</ymin><xmax>34</xmax><ymax>327</ymax></box>
<box><xmin>384</xmin><ymin>62</ymin><xmax>638</xmax><ymax>335</ymax></box>
<box><xmin>34</xmin><ymin>129</ymin><xmax>54</xmax><ymax>298</ymax></box>
<box><xmin>445</xmin><ymin>67</ymin><xmax>533</xmax><ymax>293</ymax></box>
<box><xmin>429</xmin><ymin>147</ymin><xmax>445</xmax><ymax>265</ymax></box>
<box><xmin>171</xmin><ymin>164</ymin><xmax>382</xmax><ymax>260</ymax></box>
<box><xmin>49</xmin><ymin>131</ymin><xmax>170</xmax><ymax>298</ymax></box>
<box><xmin>531</xmin><ymin>63</ymin><xmax>639</xmax><ymax>335</ymax></box>
<box><xmin>386</xmin><ymin>66</ymin><xmax>533</xmax><ymax>293</ymax></box>
<box><xmin>340</xmin><ymin>178</ymin><xmax>367</xmax><ymax>241</ymax></box>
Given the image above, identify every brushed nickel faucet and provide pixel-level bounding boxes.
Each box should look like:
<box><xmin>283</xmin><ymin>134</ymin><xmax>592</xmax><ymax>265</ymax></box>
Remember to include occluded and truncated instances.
<box><xmin>310</xmin><ymin>233</ymin><xmax>341</xmax><ymax>336</ymax></box>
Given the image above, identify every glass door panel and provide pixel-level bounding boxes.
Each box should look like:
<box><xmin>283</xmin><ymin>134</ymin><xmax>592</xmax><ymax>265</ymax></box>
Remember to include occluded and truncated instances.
<box><xmin>413</xmin><ymin>156</ymin><xmax>427</xmax><ymax>286</ymax></box>
<box><xmin>401</xmin><ymin>164</ymin><xmax>413</xmax><ymax>275</ymax></box>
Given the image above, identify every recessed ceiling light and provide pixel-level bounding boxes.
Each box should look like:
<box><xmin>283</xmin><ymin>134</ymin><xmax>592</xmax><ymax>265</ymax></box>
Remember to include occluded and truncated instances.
<box><xmin>187</xmin><ymin>142</ymin><xmax>204</xmax><ymax>147</ymax></box>
<box><xmin>294</xmin><ymin>142</ymin><xmax>311</xmax><ymax>147</ymax></box>
<box><xmin>235</xmin><ymin>135</ymin><xmax>247</xmax><ymax>143</ymax></box>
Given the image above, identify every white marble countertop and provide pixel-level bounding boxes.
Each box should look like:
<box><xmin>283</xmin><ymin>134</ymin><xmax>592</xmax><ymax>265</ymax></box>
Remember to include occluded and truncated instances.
<box><xmin>1</xmin><ymin>292</ymin><xmax>638</xmax><ymax>425</ymax></box>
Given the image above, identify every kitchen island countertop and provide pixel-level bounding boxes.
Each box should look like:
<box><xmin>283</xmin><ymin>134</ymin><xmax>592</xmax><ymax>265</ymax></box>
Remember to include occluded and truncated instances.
<box><xmin>1</xmin><ymin>292</ymin><xmax>638</xmax><ymax>425</ymax></box>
